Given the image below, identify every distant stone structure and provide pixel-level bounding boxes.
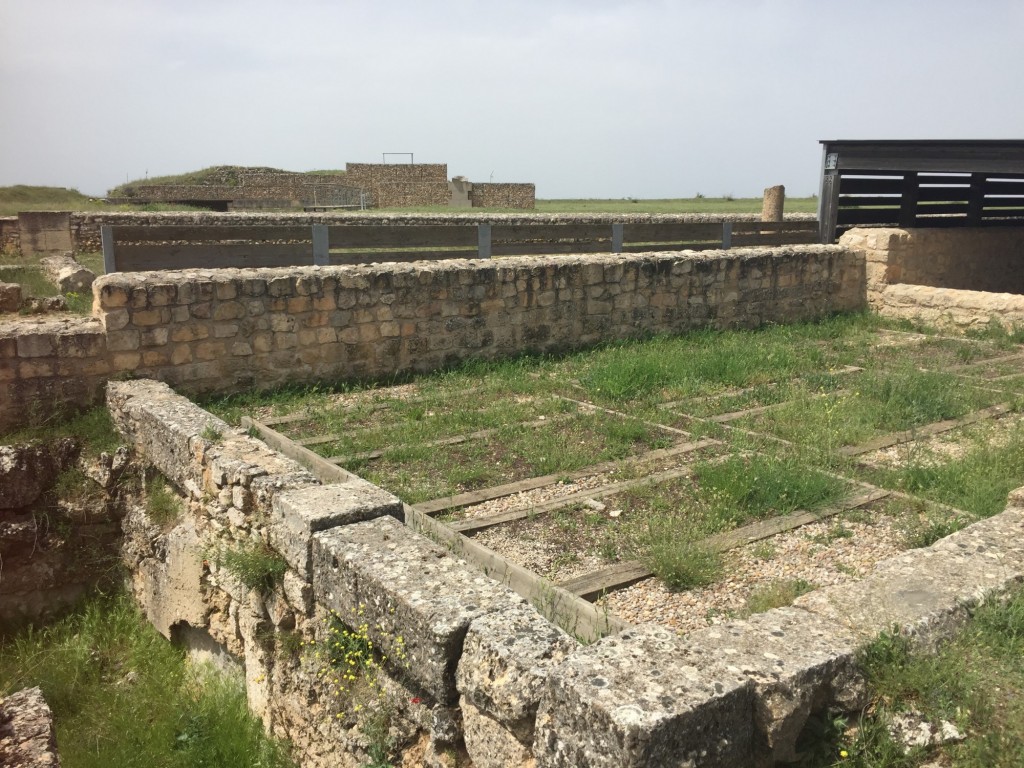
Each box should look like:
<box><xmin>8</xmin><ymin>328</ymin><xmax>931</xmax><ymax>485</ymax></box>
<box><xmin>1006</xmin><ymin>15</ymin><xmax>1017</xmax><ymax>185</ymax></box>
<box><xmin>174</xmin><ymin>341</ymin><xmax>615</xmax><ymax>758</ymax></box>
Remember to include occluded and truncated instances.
<box><xmin>107</xmin><ymin>163</ymin><xmax>536</xmax><ymax>211</ymax></box>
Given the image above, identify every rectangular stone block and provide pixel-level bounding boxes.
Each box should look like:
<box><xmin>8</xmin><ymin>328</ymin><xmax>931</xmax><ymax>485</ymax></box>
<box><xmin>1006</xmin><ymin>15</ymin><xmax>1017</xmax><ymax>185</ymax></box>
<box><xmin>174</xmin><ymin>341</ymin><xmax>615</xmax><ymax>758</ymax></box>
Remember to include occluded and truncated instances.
<box><xmin>457</xmin><ymin>602</ymin><xmax>578</xmax><ymax>746</ymax></box>
<box><xmin>533</xmin><ymin>625</ymin><xmax>754</xmax><ymax>768</ymax></box>
<box><xmin>270</xmin><ymin>481</ymin><xmax>402</xmax><ymax>579</ymax></box>
<box><xmin>312</xmin><ymin>515</ymin><xmax>523</xmax><ymax>704</ymax></box>
<box><xmin>794</xmin><ymin>506</ymin><xmax>1024</xmax><ymax>647</ymax></box>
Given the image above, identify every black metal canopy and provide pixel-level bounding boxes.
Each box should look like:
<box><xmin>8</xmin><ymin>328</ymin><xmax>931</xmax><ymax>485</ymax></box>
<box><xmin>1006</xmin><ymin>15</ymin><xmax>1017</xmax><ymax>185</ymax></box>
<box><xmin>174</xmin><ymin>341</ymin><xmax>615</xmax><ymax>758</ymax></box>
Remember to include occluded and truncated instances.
<box><xmin>818</xmin><ymin>140</ymin><xmax>1024</xmax><ymax>242</ymax></box>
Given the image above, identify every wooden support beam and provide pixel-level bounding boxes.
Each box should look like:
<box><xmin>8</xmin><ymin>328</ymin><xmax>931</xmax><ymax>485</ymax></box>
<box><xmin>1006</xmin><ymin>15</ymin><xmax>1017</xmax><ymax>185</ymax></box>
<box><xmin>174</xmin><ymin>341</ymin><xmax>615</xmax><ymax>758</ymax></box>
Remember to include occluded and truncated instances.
<box><xmin>839</xmin><ymin>403</ymin><xmax>1012</xmax><ymax>458</ymax></box>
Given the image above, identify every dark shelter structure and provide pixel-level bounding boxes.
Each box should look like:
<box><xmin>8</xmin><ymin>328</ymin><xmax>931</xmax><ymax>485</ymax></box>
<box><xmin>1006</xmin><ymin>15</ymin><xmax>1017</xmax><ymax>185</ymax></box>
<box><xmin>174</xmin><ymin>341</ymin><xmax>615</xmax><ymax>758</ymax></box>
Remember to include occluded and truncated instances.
<box><xmin>818</xmin><ymin>140</ymin><xmax>1024</xmax><ymax>242</ymax></box>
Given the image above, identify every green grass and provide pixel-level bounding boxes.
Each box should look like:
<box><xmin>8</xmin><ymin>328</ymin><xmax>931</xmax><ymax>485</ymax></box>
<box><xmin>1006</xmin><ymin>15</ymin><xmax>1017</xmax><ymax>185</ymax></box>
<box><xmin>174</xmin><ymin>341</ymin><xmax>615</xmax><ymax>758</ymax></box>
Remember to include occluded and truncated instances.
<box><xmin>0</xmin><ymin>592</ymin><xmax>294</xmax><ymax>768</ymax></box>
<box><xmin>742</xmin><ymin>578</ymin><xmax>816</xmax><ymax>616</ymax></box>
<box><xmin>0</xmin><ymin>185</ymin><xmax>97</xmax><ymax>216</ymax></box>
<box><xmin>536</xmin><ymin>196</ymin><xmax>820</xmax><ymax>214</ymax></box>
<box><xmin>215</xmin><ymin>541</ymin><xmax>289</xmax><ymax>593</ymax></box>
<box><xmin>618</xmin><ymin>454</ymin><xmax>846</xmax><ymax>590</ymax></box>
<box><xmin>0</xmin><ymin>405</ymin><xmax>120</xmax><ymax>457</ymax></box>
<box><xmin>810</xmin><ymin>589</ymin><xmax>1024</xmax><ymax>767</ymax></box>
<box><xmin>146</xmin><ymin>474</ymin><xmax>183</xmax><ymax>527</ymax></box>
<box><xmin>869</xmin><ymin>418</ymin><xmax>1024</xmax><ymax>519</ymax></box>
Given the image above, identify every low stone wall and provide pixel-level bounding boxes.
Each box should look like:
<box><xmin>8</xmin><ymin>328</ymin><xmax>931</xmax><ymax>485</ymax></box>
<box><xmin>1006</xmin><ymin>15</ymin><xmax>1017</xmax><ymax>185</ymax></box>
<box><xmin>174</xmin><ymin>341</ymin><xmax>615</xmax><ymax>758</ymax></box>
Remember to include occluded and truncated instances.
<box><xmin>1</xmin><ymin>211</ymin><xmax>816</xmax><ymax>255</ymax></box>
<box><xmin>877</xmin><ymin>283</ymin><xmax>1024</xmax><ymax>332</ymax></box>
<box><xmin>470</xmin><ymin>183</ymin><xmax>535</xmax><ymax>209</ymax></box>
<box><xmin>841</xmin><ymin>226</ymin><xmax>1024</xmax><ymax>303</ymax></box>
<box><xmin>840</xmin><ymin>226</ymin><xmax>1024</xmax><ymax>329</ymax></box>
<box><xmin>108</xmin><ymin>378</ymin><xmax>1024</xmax><ymax>767</ymax></box>
<box><xmin>0</xmin><ymin>245</ymin><xmax>863</xmax><ymax>432</ymax></box>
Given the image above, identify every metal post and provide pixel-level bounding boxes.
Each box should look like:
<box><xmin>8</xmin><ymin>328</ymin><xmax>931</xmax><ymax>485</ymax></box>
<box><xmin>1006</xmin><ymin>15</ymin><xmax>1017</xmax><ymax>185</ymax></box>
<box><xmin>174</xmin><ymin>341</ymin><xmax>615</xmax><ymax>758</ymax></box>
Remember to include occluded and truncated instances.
<box><xmin>721</xmin><ymin>222</ymin><xmax>733</xmax><ymax>249</ymax></box>
<box><xmin>611</xmin><ymin>223</ymin><xmax>623</xmax><ymax>254</ymax></box>
<box><xmin>101</xmin><ymin>225</ymin><xmax>116</xmax><ymax>273</ymax></box>
<box><xmin>478</xmin><ymin>223</ymin><xmax>492</xmax><ymax>259</ymax></box>
<box><xmin>312</xmin><ymin>224</ymin><xmax>329</xmax><ymax>266</ymax></box>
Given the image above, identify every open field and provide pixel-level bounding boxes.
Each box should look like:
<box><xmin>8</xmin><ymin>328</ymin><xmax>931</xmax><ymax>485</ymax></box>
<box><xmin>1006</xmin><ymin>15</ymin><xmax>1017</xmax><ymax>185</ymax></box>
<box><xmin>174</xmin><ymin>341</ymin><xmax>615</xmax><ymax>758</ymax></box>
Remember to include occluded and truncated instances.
<box><xmin>207</xmin><ymin>314</ymin><xmax>1024</xmax><ymax>642</ymax></box>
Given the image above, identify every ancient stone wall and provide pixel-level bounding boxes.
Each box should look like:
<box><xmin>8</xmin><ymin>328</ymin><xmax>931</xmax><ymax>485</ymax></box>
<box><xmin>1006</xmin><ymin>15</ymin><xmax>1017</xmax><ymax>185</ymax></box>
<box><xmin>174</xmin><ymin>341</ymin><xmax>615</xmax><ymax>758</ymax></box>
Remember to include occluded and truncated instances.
<box><xmin>0</xmin><ymin>438</ymin><xmax>129</xmax><ymax>625</ymax></box>
<box><xmin>106</xmin><ymin>377</ymin><xmax>1024</xmax><ymax>768</ymax></box>
<box><xmin>470</xmin><ymin>183</ymin><xmax>535</xmax><ymax>209</ymax></box>
<box><xmin>343</xmin><ymin>163</ymin><xmax>449</xmax><ymax>209</ymax></box>
<box><xmin>113</xmin><ymin>173</ymin><xmax>362</xmax><ymax>210</ymax></box>
<box><xmin>841</xmin><ymin>226</ymin><xmax>1024</xmax><ymax>304</ymax></box>
<box><xmin>2</xmin><ymin>217</ymin><xmax>22</xmax><ymax>253</ymax></box>
<box><xmin>0</xmin><ymin>245</ymin><xmax>864</xmax><ymax>432</ymax></box>
<box><xmin>840</xmin><ymin>226</ymin><xmax>1024</xmax><ymax>330</ymax></box>
<box><xmin>1</xmin><ymin>211</ymin><xmax>816</xmax><ymax>255</ymax></box>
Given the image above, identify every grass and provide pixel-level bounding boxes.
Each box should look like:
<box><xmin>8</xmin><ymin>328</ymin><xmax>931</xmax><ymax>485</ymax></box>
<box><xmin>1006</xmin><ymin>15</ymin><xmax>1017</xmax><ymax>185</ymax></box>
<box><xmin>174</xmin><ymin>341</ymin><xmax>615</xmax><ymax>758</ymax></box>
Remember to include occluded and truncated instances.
<box><xmin>0</xmin><ymin>185</ymin><xmax>97</xmax><ymax>216</ymax></box>
<box><xmin>0</xmin><ymin>591</ymin><xmax>294</xmax><ymax>768</ymax></box>
<box><xmin>203</xmin><ymin>312</ymin><xmax>1024</xmax><ymax>593</ymax></box>
<box><xmin>146</xmin><ymin>474</ymin><xmax>183</xmax><ymax>527</ymax></box>
<box><xmin>742</xmin><ymin>578</ymin><xmax>816</xmax><ymax>616</ymax></box>
<box><xmin>0</xmin><ymin>405</ymin><xmax>120</xmax><ymax>458</ymax></box>
<box><xmin>617</xmin><ymin>454</ymin><xmax>846</xmax><ymax>590</ymax></box>
<box><xmin>868</xmin><ymin>418</ymin><xmax>1024</xmax><ymax>519</ymax></box>
<box><xmin>215</xmin><ymin>541</ymin><xmax>289</xmax><ymax>593</ymax></box>
<box><xmin>810</xmin><ymin>588</ymin><xmax>1024</xmax><ymax>767</ymax></box>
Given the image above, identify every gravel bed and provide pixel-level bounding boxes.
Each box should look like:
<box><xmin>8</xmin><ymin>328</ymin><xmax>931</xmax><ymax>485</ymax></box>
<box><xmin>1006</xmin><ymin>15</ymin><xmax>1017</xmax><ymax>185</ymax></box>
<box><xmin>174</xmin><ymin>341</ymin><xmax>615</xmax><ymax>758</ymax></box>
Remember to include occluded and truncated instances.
<box><xmin>597</xmin><ymin>513</ymin><xmax>906</xmax><ymax>635</ymax></box>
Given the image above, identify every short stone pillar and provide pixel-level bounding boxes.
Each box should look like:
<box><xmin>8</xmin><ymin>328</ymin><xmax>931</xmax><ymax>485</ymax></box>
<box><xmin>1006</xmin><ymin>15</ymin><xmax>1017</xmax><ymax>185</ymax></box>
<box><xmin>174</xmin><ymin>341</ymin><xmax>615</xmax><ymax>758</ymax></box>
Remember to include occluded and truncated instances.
<box><xmin>761</xmin><ymin>185</ymin><xmax>785</xmax><ymax>222</ymax></box>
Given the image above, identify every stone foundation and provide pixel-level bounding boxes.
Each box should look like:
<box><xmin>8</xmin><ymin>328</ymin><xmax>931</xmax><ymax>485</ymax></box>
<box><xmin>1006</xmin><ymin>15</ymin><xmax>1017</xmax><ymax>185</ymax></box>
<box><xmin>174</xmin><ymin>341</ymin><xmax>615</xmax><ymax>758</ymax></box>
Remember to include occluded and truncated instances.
<box><xmin>107</xmin><ymin>378</ymin><xmax>1024</xmax><ymax>767</ymax></box>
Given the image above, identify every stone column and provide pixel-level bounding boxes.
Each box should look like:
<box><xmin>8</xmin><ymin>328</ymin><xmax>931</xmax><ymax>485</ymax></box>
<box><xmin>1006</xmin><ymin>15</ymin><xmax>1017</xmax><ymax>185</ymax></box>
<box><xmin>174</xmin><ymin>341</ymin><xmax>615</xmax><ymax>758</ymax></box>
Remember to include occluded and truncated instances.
<box><xmin>761</xmin><ymin>185</ymin><xmax>785</xmax><ymax>222</ymax></box>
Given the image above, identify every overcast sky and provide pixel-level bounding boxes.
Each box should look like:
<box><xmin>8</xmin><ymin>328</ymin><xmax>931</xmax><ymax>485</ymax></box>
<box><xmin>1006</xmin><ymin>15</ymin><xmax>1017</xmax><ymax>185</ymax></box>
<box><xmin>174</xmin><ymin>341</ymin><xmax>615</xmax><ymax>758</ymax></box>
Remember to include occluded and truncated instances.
<box><xmin>2</xmin><ymin>0</ymin><xmax>1022</xmax><ymax>199</ymax></box>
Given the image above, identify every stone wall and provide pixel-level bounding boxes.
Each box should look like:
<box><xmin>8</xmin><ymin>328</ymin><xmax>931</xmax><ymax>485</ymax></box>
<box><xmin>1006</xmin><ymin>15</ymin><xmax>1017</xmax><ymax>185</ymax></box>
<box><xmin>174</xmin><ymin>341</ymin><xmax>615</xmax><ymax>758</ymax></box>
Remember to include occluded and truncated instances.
<box><xmin>840</xmin><ymin>226</ymin><xmax>1024</xmax><ymax>329</ymax></box>
<box><xmin>0</xmin><ymin>438</ymin><xmax>129</xmax><ymax>625</ymax></box>
<box><xmin>470</xmin><ymin>183</ymin><xmax>535</xmax><ymax>209</ymax></box>
<box><xmin>0</xmin><ymin>245</ymin><xmax>864</xmax><ymax>432</ymax></box>
<box><xmin>1</xmin><ymin>217</ymin><xmax>19</xmax><ymax>253</ymax></box>
<box><xmin>343</xmin><ymin>163</ymin><xmax>449</xmax><ymax>209</ymax></box>
<box><xmin>107</xmin><ymin>377</ymin><xmax>1024</xmax><ymax>768</ymax></box>
<box><xmin>1</xmin><ymin>211</ymin><xmax>816</xmax><ymax>255</ymax></box>
<box><xmin>876</xmin><ymin>283</ymin><xmax>1024</xmax><ymax>332</ymax></box>
<box><xmin>840</xmin><ymin>226</ymin><xmax>1024</xmax><ymax>304</ymax></box>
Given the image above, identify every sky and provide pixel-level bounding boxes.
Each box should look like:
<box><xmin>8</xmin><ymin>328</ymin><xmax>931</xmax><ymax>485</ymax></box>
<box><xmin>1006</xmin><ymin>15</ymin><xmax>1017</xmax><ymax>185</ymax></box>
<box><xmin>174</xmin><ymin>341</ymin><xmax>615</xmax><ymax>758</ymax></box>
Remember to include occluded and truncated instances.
<box><xmin>1</xmin><ymin>0</ymin><xmax>1022</xmax><ymax>199</ymax></box>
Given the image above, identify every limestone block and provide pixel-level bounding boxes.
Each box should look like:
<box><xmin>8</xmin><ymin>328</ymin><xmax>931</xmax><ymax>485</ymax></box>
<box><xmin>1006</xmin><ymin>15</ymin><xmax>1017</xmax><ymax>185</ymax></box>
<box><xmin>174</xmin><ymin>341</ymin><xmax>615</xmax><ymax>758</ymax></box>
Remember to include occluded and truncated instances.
<box><xmin>0</xmin><ymin>282</ymin><xmax>21</xmax><ymax>313</ymax></box>
<box><xmin>0</xmin><ymin>686</ymin><xmax>60</xmax><ymax>767</ymax></box>
<box><xmin>456</xmin><ymin>601</ymin><xmax>578</xmax><ymax>741</ymax></box>
<box><xmin>312</xmin><ymin>515</ymin><xmax>524</xmax><ymax>704</ymax></box>
<box><xmin>795</xmin><ymin>506</ymin><xmax>1024</xmax><ymax>647</ymax></box>
<box><xmin>533</xmin><ymin>625</ymin><xmax>754</xmax><ymax>768</ymax></box>
<box><xmin>461</xmin><ymin>699</ymin><xmax>533</xmax><ymax>768</ymax></box>
<box><xmin>39</xmin><ymin>253</ymin><xmax>95</xmax><ymax>294</ymax></box>
<box><xmin>270</xmin><ymin>481</ymin><xmax>402</xmax><ymax>579</ymax></box>
<box><xmin>684</xmin><ymin>607</ymin><xmax>865</xmax><ymax>765</ymax></box>
<box><xmin>0</xmin><ymin>438</ymin><xmax>79</xmax><ymax>510</ymax></box>
<box><xmin>136</xmin><ymin>519</ymin><xmax>206</xmax><ymax>639</ymax></box>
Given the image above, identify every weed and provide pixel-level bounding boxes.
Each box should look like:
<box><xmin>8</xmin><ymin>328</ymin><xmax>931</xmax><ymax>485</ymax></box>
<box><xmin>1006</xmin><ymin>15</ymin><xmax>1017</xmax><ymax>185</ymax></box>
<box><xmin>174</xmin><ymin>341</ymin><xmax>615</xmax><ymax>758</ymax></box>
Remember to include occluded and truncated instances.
<box><xmin>215</xmin><ymin>540</ymin><xmax>288</xmax><ymax>592</ymax></box>
<box><xmin>751</xmin><ymin>542</ymin><xmax>777</xmax><ymax>561</ymax></box>
<box><xmin>644</xmin><ymin>538</ymin><xmax>722</xmax><ymax>591</ymax></box>
<box><xmin>741</xmin><ymin>579</ymin><xmax>815</xmax><ymax>616</ymax></box>
<box><xmin>201</xmin><ymin>423</ymin><xmax>224</xmax><ymax>443</ymax></box>
<box><xmin>146</xmin><ymin>473</ymin><xmax>182</xmax><ymax>527</ymax></box>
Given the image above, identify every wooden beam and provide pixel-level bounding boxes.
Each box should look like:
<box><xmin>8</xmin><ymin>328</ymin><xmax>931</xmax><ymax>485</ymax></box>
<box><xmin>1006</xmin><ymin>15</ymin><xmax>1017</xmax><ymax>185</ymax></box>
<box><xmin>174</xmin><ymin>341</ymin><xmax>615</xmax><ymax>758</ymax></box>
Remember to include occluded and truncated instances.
<box><xmin>557</xmin><ymin>488</ymin><xmax>891</xmax><ymax>600</ymax></box>
<box><xmin>840</xmin><ymin>403</ymin><xmax>1012</xmax><ymax>458</ymax></box>
<box><xmin>412</xmin><ymin>438</ymin><xmax>717</xmax><ymax>516</ymax></box>
<box><xmin>404</xmin><ymin>504</ymin><xmax>629</xmax><ymax>642</ymax></box>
